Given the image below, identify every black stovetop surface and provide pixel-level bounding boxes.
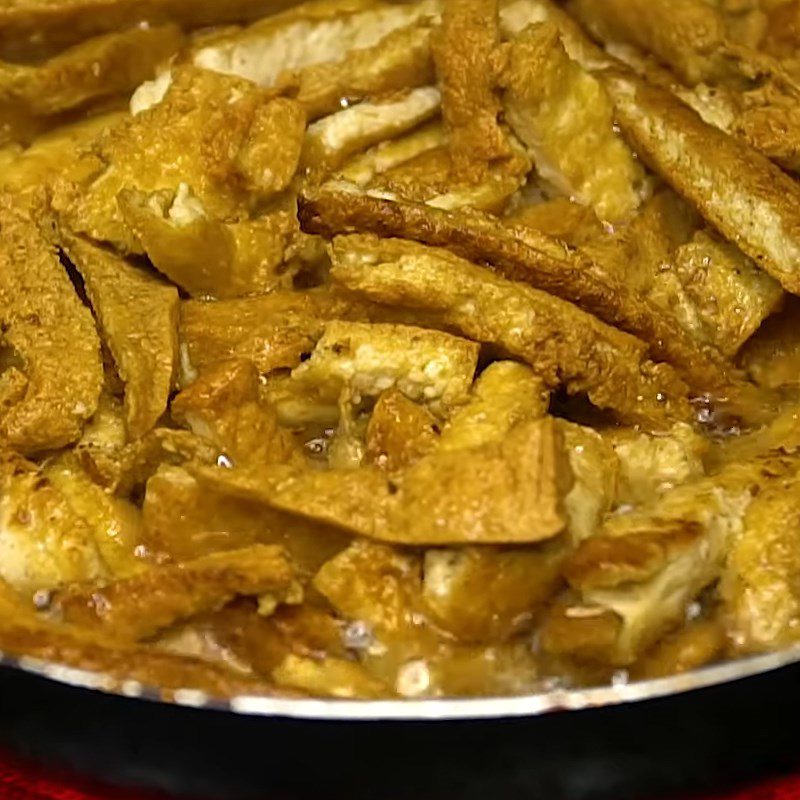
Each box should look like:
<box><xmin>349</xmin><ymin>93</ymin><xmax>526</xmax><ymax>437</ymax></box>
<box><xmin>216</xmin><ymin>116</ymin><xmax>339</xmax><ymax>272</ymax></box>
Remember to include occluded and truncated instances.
<box><xmin>0</xmin><ymin>663</ymin><xmax>798</xmax><ymax>800</ymax></box>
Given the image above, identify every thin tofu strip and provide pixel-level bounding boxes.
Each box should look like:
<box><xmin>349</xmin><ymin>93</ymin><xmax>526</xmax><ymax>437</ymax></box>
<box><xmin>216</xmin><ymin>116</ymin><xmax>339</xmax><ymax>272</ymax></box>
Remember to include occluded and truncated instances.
<box><xmin>193</xmin><ymin>0</ymin><xmax>440</xmax><ymax>88</ymax></box>
<box><xmin>602</xmin><ymin>67</ymin><xmax>800</xmax><ymax>296</ymax></box>
<box><xmin>0</xmin><ymin>0</ymin><xmax>298</xmax><ymax>63</ymax></box>
<box><xmin>298</xmin><ymin>185</ymin><xmax>737</xmax><ymax>395</ymax></box>
<box><xmin>433</xmin><ymin>0</ymin><xmax>508</xmax><ymax>175</ymax></box>
<box><xmin>542</xmin><ymin>451</ymin><xmax>800</xmax><ymax>665</ymax></box>
<box><xmin>501</xmin><ymin>21</ymin><xmax>647</xmax><ymax>223</ymax></box>
<box><xmin>329</xmin><ymin>234</ymin><xmax>691</xmax><ymax>429</ymax></box>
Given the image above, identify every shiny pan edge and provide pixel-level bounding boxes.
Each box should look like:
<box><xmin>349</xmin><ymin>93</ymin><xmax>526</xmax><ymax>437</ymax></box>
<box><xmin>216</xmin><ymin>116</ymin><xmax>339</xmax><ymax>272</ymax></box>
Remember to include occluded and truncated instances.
<box><xmin>3</xmin><ymin>644</ymin><xmax>800</xmax><ymax>721</ymax></box>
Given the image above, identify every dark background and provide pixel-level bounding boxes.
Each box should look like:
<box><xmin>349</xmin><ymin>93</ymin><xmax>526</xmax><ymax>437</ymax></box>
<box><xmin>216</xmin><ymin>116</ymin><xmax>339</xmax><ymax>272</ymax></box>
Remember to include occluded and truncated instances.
<box><xmin>0</xmin><ymin>665</ymin><xmax>799</xmax><ymax>800</ymax></box>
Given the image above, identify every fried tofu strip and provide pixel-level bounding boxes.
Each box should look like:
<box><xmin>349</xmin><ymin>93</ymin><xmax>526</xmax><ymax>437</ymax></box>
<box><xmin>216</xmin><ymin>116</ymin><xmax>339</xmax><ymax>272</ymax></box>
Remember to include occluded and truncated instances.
<box><xmin>501</xmin><ymin>22</ymin><xmax>647</xmax><ymax>223</ymax></box>
<box><xmin>433</xmin><ymin>0</ymin><xmax>508</xmax><ymax>176</ymax></box>
<box><xmin>0</xmin><ymin>450</ymin><xmax>108</xmax><ymax>593</ymax></box>
<box><xmin>740</xmin><ymin>298</ymin><xmax>800</xmax><ymax>391</ymax></box>
<box><xmin>721</xmin><ymin>472</ymin><xmax>800</xmax><ymax>653</ymax></box>
<box><xmin>273</xmin><ymin>654</ymin><xmax>390</xmax><ymax>698</ymax></box>
<box><xmin>53</xmin><ymin>67</ymin><xmax>305</xmax><ymax>252</ymax></box>
<box><xmin>59</xmin><ymin>545</ymin><xmax>297</xmax><ymax>643</ymax></box>
<box><xmin>0</xmin><ymin>199</ymin><xmax>102</xmax><ymax>454</ymax></box>
<box><xmin>117</xmin><ymin>189</ymin><xmax>298</xmax><ymax>299</ymax></box>
<box><xmin>193</xmin><ymin>0</ymin><xmax>440</xmax><ymax>88</ymax></box>
<box><xmin>178</xmin><ymin>289</ymin><xmax>379</xmax><ymax>381</ymax></box>
<box><xmin>329</xmin><ymin>234</ymin><xmax>691</xmax><ymax>428</ymax></box>
<box><xmin>0</xmin><ymin>25</ymin><xmax>182</xmax><ymax>147</ymax></box>
<box><xmin>570</xmin><ymin>0</ymin><xmax>730</xmax><ymax>86</ymax></box>
<box><xmin>192</xmin><ymin>415</ymin><xmax>571</xmax><ymax>545</ymax></box>
<box><xmin>289</xmin><ymin>321</ymin><xmax>479</xmax><ymax>415</ymax></box>
<box><xmin>602</xmin><ymin>68</ymin><xmax>800</xmax><ymax>296</ymax></box>
<box><xmin>299</xmin><ymin>185</ymin><xmax>736</xmax><ymax>395</ymax></box>
<box><xmin>290</xmin><ymin>21</ymin><xmax>435</xmax><ymax>120</ymax></box>
<box><xmin>0</xmin><ymin>0</ymin><xmax>298</xmax><ymax>63</ymax></box>
<box><xmin>338</xmin><ymin>121</ymin><xmax>446</xmax><ymax>185</ymax></box>
<box><xmin>543</xmin><ymin>452</ymin><xmax>800</xmax><ymax>665</ymax></box>
<box><xmin>171</xmin><ymin>359</ymin><xmax>301</xmax><ymax>468</ymax></box>
<box><xmin>302</xmin><ymin>87</ymin><xmax>441</xmax><ymax>176</ymax></box>
<box><xmin>63</xmin><ymin>238</ymin><xmax>178</xmax><ymax>440</ymax></box>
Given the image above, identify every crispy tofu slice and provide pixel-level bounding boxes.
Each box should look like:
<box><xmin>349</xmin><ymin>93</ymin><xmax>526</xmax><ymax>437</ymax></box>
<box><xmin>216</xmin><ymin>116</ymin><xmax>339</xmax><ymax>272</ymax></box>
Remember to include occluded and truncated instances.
<box><xmin>329</xmin><ymin>234</ymin><xmax>691</xmax><ymax>429</ymax></box>
<box><xmin>739</xmin><ymin>298</ymin><xmax>800</xmax><ymax>391</ymax></box>
<box><xmin>433</xmin><ymin>0</ymin><xmax>508</xmax><ymax>176</ymax></box>
<box><xmin>543</xmin><ymin>452</ymin><xmax>800</xmax><ymax>665</ymax></box>
<box><xmin>273</xmin><ymin>654</ymin><xmax>391</xmax><ymax>698</ymax></box>
<box><xmin>59</xmin><ymin>545</ymin><xmax>297</xmax><ymax>642</ymax></box>
<box><xmin>301</xmin><ymin>87</ymin><xmax>441</xmax><ymax>176</ymax></box>
<box><xmin>178</xmin><ymin>288</ymin><xmax>378</xmax><ymax>381</ymax></box>
<box><xmin>0</xmin><ymin>0</ymin><xmax>299</xmax><ymax>63</ymax></box>
<box><xmin>440</xmin><ymin>361</ymin><xmax>548</xmax><ymax>451</ymax></box>
<box><xmin>610</xmin><ymin>423</ymin><xmax>708</xmax><ymax>507</ymax></box>
<box><xmin>501</xmin><ymin>22</ymin><xmax>647</xmax><ymax>223</ymax></box>
<box><xmin>570</xmin><ymin>0</ymin><xmax>730</xmax><ymax>86</ymax></box>
<box><xmin>0</xmin><ymin>198</ymin><xmax>103</xmax><ymax>454</ymax></box>
<box><xmin>559</xmin><ymin>421</ymin><xmax>618</xmax><ymax>544</ymax></box>
<box><xmin>63</xmin><ymin>237</ymin><xmax>178</xmax><ymax>440</ymax></box>
<box><xmin>0</xmin><ymin>449</ymin><xmax>108</xmax><ymax>593</ymax></box>
<box><xmin>299</xmin><ymin>185</ymin><xmax>737</xmax><ymax>396</ymax></box>
<box><xmin>193</xmin><ymin>0</ymin><xmax>440</xmax><ymax>87</ymax></box>
<box><xmin>191</xmin><ymin>415</ymin><xmax>571</xmax><ymax>545</ymax></box>
<box><xmin>53</xmin><ymin>67</ymin><xmax>306</xmax><ymax>252</ymax></box>
<box><xmin>0</xmin><ymin>111</ymin><xmax>126</xmax><ymax>194</ymax></box>
<box><xmin>142</xmin><ymin>465</ymin><xmax>349</xmax><ymax>571</ymax></box>
<box><xmin>338</xmin><ymin>121</ymin><xmax>446</xmax><ymax>185</ymax></box>
<box><xmin>171</xmin><ymin>359</ymin><xmax>301</xmax><ymax>468</ymax></box>
<box><xmin>0</xmin><ymin>25</ymin><xmax>182</xmax><ymax>146</ymax></box>
<box><xmin>288</xmin><ymin>320</ymin><xmax>479</xmax><ymax>416</ymax></box>
<box><xmin>422</xmin><ymin>541</ymin><xmax>567</xmax><ymax>642</ymax></box>
<box><xmin>117</xmin><ymin>188</ymin><xmax>298</xmax><ymax>299</ymax></box>
<box><xmin>721</xmin><ymin>472</ymin><xmax>800</xmax><ymax>653</ymax></box>
<box><xmin>364</xmin><ymin>388</ymin><xmax>440</xmax><ymax>471</ymax></box>
<box><xmin>290</xmin><ymin>20</ymin><xmax>435</xmax><ymax>120</ymax></box>
<box><xmin>602</xmin><ymin>67</ymin><xmax>800</xmax><ymax>296</ymax></box>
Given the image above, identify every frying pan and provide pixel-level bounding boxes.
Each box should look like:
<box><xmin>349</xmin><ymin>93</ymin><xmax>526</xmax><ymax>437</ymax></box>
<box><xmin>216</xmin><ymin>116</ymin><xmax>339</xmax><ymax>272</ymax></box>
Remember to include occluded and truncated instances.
<box><xmin>2</xmin><ymin>647</ymin><xmax>800</xmax><ymax>799</ymax></box>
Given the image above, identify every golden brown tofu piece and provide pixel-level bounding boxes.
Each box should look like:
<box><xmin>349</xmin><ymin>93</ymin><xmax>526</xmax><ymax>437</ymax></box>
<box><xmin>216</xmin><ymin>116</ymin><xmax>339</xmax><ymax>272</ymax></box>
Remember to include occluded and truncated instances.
<box><xmin>364</xmin><ymin>388</ymin><xmax>440</xmax><ymax>471</ymax></box>
<box><xmin>289</xmin><ymin>320</ymin><xmax>479</xmax><ymax>416</ymax></box>
<box><xmin>192</xmin><ymin>0</ymin><xmax>438</xmax><ymax>88</ymax></box>
<box><xmin>117</xmin><ymin>189</ymin><xmax>299</xmax><ymax>299</ymax></box>
<box><xmin>602</xmin><ymin>67</ymin><xmax>800</xmax><ymax>296</ymax></box>
<box><xmin>53</xmin><ymin>67</ymin><xmax>305</xmax><ymax>252</ymax></box>
<box><xmin>329</xmin><ymin>234</ymin><xmax>691</xmax><ymax>429</ymax></box>
<box><xmin>338</xmin><ymin>121</ymin><xmax>446</xmax><ymax>186</ymax></box>
<box><xmin>721</xmin><ymin>472</ymin><xmax>800</xmax><ymax>653</ymax></box>
<box><xmin>171</xmin><ymin>359</ymin><xmax>301</xmax><ymax>468</ymax></box>
<box><xmin>433</xmin><ymin>0</ymin><xmax>508</xmax><ymax>176</ymax></box>
<box><xmin>610</xmin><ymin>423</ymin><xmax>708</xmax><ymax>507</ymax></box>
<box><xmin>570</xmin><ymin>0</ymin><xmax>729</xmax><ymax>85</ymax></box>
<box><xmin>290</xmin><ymin>20</ymin><xmax>435</xmax><ymax>120</ymax></box>
<box><xmin>0</xmin><ymin>0</ymin><xmax>300</xmax><ymax>63</ymax></box>
<box><xmin>302</xmin><ymin>87</ymin><xmax>441</xmax><ymax>176</ymax></box>
<box><xmin>178</xmin><ymin>289</ymin><xmax>378</xmax><ymax>381</ymax></box>
<box><xmin>501</xmin><ymin>22</ymin><xmax>647</xmax><ymax>223</ymax></box>
<box><xmin>142</xmin><ymin>465</ymin><xmax>349</xmax><ymax>573</ymax></box>
<box><xmin>192</xmin><ymin>415</ymin><xmax>571</xmax><ymax>545</ymax></box>
<box><xmin>273</xmin><ymin>654</ymin><xmax>391</xmax><ymax>698</ymax></box>
<box><xmin>0</xmin><ymin>111</ymin><xmax>126</xmax><ymax>194</ymax></box>
<box><xmin>440</xmin><ymin>361</ymin><xmax>548</xmax><ymax>451</ymax></box>
<box><xmin>63</xmin><ymin>237</ymin><xmax>178</xmax><ymax>440</ymax></box>
<box><xmin>0</xmin><ymin>25</ymin><xmax>182</xmax><ymax>146</ymax></box>
<box><xmin>60</xmin><ymin>545</ymin><xmax>297</xmax><ymax>642</ymax></box>
<box><xmin>739</xmin><ymin>298</ymin><xmax>800</xmax><ymax>390</ymax></box>
<box><xmin>545</xmin><ymin>452</ymin><xmax>800</xmax><ymax>665</ymax></box>
<box><xmin>0</xmin><ymin>198</ymin><xmax>103</xmax><ymax>454</ymax></box>
<box><xmin>0</xmin><ymin>449</ymin><xmax>108</xmax><ymax>593</ymax></box>
<box><xmin>422</xmin><ymin>541</ymin><xmax>567</xmax><ymax>641</ymax></box>
<box><xmin>299</xmin><ymin>185</ymin><xmax>738</xmax><ymax>396</ymax></box>
<box><xmin>559</xmin><ymin>421</ymin><xmax>618</xmax><ymax>544</ymax></box>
